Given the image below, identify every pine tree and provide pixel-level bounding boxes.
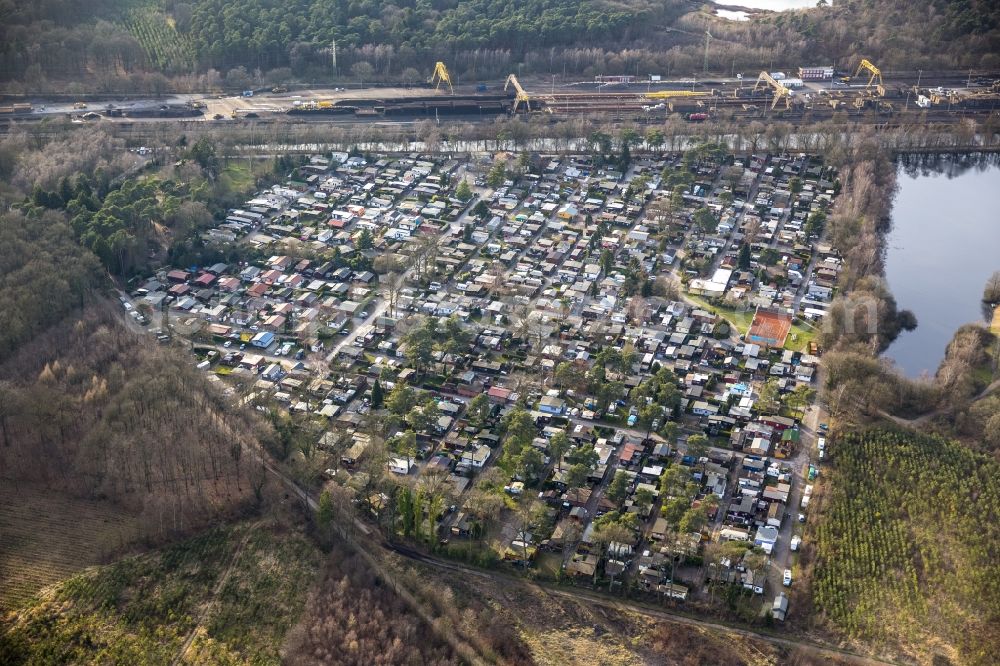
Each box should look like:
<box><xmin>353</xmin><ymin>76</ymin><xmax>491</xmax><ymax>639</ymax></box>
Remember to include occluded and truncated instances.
<box><xmin>618</xmin><ymin>141</ymin><xmax>631</xmax><ymax>171</ymax></box>
<box><xmin>738</xmin><ymin>243</ymin><xmax>751</xmax><ymax>270</ymax></box>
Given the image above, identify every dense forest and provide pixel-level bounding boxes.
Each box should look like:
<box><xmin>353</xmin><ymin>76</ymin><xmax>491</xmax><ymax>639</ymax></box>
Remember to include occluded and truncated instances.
<box><xmin>812</xmin><ymin>429</ymin><xmax>1000</xmax><ymax>666</ymax></box>
<box><xmin>0</xmin><ymin>212</ymin><xmax>101</xmax><ymax>359</ymax></box>
<box><xmin>1</xmin><ymin>126</ymin><xmax>268</xmax><ymax>280</ymax></box>
<box><xmin>1</xmin><ymin>0</ymin><xmax>998</xmax><ymax>92</ymax></box>
<box><xmin>0</xmin><ymin>127</ymin><xmax>273</xmax><ymax>540</ymax></box>
<box><xmin>0</xmin><ymin>302</ymin><xmax>269</xmax><ymax>532</ymax></box>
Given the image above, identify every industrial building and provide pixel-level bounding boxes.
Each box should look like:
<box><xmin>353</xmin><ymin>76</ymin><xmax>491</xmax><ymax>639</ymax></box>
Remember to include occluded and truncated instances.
<box><xmin>799</xmin><ymin>65</ymin><xmax>835</xmax><ymax>80</ymax></box>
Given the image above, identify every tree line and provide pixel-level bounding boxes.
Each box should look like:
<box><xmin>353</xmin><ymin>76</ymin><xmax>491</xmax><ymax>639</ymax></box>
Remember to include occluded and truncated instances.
<box><xmin>3</xmin><ymin>0</ymin><xmax>998</xmax><ymax>92</ymax></box>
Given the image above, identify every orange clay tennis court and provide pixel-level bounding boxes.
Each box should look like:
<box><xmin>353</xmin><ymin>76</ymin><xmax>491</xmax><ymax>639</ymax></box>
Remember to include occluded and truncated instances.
<box><xmin>746</xmin><ymin>308</ymin><xmax>793</xmax><ymax>347</ymax></box>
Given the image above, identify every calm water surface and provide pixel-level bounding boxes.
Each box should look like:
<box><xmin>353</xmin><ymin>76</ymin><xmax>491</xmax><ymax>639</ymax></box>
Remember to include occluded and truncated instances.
<box><xmin>884</xmin><ymin>155</ymin><xmax>1000</xmax><ymax>377</ymax></box>
<box><xmin>715</xmin><ymin>0</ymin><xmax>827</xmax><ymax>11</ymax></box>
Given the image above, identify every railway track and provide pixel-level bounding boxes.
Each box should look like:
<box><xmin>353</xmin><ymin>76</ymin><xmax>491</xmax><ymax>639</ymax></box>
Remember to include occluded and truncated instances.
<box><xmin>380</xmin><ymin>542</ymin><xmax>902</xmax><ymax>665</ymax></box>
<box><xmin>1</xmin><ymin>105</ymin><xmax>994</xmax><ymax>141</ymax></box>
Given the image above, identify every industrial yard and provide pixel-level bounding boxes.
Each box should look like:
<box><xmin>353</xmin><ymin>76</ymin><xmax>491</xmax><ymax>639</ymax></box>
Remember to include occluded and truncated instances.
<box><xmin>3</xmin><ymin>60</ymin><xmax>999</xmax><ymax>129</ymax></box>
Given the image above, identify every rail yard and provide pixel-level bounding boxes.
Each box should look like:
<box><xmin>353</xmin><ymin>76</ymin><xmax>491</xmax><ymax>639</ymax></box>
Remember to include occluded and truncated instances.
<box><xmin>2</xmin><ymin>60</ymin><xmax>999</xmax><ymax>131</ymax></box>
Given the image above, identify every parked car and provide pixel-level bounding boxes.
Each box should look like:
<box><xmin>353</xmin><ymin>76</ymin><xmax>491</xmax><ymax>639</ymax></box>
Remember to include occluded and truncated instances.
<box><xmin>790</xmin><ymin>536</ymin><xmax>801</xmax><ymax>552</ymax></box>
<box><xmin>783</xmin><ymin>569</ymin><xmax>793</xmax><ymax>586</ymax></box>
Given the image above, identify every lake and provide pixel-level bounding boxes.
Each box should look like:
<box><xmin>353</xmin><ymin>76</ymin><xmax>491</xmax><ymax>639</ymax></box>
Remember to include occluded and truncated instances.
<box><xmin>883</xmin><ymin>154</ymin><xmax>1000</xmax><ymax>377</ymax></box>
<box><xmin>715</xmin><ymin>0</ymin><xmax>828</xmax><ymax>11</ymax></box>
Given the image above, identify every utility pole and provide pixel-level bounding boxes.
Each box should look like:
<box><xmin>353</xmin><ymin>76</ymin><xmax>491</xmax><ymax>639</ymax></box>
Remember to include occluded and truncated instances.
<box><xmin>703</xmin><ymin>30</ymin><xmax>712</xmax><ymax>74</ymax></box>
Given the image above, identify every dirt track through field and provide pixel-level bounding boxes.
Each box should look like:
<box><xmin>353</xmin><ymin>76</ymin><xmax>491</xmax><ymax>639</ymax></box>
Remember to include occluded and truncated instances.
<box><xmin>170</xmin><ymin>527</ymin><xmax>254</xmax><ymax>665</ymax></box>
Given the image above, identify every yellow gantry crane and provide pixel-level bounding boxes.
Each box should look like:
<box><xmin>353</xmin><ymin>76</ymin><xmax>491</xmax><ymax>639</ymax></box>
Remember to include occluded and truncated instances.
<box><xmin>504</xmin><ymin>74</ymin><xmax>531</xmax><ymax>113</ymax></box>
<box><xmin>430</xmin><ymin>61</ymin><xmax>454</xmax><ymax>94</ymax></box>
<box><xmin>753</xmin><ymin>71</ymin><xmax>793</xmax><ymax>111</ymax></box>
<box><xmin>853</xmin><ymin>58</ymin><xmax>885</xmax><ymax>97</ymax></box>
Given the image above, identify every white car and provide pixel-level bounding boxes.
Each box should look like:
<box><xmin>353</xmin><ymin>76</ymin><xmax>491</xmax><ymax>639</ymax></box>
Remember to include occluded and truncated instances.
<box><xmin>790</xmin><ymin>536</ymin><xmax>801</xmax><ymax>552</ymax></box>
<box><xmin>783</xmin><ymin>569</ymin><xmax>793</xmax><ymax>586</ymax></box>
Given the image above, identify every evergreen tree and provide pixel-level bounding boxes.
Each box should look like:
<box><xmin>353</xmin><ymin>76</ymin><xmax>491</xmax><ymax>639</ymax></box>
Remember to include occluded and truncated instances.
<box><xmin>738</xmin><ymin>243</ymin><xmax>752</xmax><ymax>270</ymax></box>
<box><xmin>472</xmin><ymin>200</ymin><xmax>490</xmax><ymax>219</ymax></box>
<box><xmin>316</xmin><ymin>490</ymin><xmax>334</xmax><ymax>549</ymax></box>
<box><xmin>455</xmin><ymin>179</ymin><xmax>473</xmax><ymax>202</ymax></box>
<box><xmin>618</xmin><ymin>141</ymin><xmax>631</xmax><ymax>171</ymax></box>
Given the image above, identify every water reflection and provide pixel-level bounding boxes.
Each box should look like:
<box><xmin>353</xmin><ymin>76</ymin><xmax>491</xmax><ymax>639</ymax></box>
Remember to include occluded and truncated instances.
<box><xmin>883</xmin><ymin>154</ymin><xmax>1000</xmax><ymax>377</ymax></box>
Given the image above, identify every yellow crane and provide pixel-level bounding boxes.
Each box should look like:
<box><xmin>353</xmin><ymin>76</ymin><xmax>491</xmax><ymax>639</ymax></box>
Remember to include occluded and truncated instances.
<box><xmin>504</xmin><ymin>74</ymin><xmax>531</xmax><ymax>113</ymax></box>
<box><xmin>430</xmin><ymin>61</ymin><xmax>453</xmax><ymax>94</ymax></box>
<box><xmin>852</xmin><ymin>58</ymin><xmax>885</xmax><ymax>96</ymax></box>
<box><xmin>753</xmin><ymin>71</ymin><xmax>793</xmax><ymax>111</ymax></box>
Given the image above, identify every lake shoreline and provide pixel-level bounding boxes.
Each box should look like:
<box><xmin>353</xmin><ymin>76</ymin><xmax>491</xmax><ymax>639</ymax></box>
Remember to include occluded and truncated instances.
<box><xmin>882</xmin><ymin>153</ymin><xmax>1000</xmax><ymax>377</ymax></box>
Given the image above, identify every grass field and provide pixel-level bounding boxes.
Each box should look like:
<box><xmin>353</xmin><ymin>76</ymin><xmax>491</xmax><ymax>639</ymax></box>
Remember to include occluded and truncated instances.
<box><xmin>784</xmin><ymin>321</ymin><xmax>818</xmax><ymax>353</ymax></box>
<box><xmin>686</xmin><ymin>294</ymin><xmax>756</xmax><ymax>331</ymax></box>
<box><xmin>220</xmin><ymin>161</ymin><xmax>271</xmax><ymax>195</ymax></box>
<box><xmin>686</xmin><ymin>293</ymin><xmax>818</xmax><ymax>352</ymax></box>
<box><xmin>0</xmin><ymin>486</ymin><xmax>143</xmax><ymax>612</ymax></box>
<box><xmin>1</xmin><ymin>521</ymin><xmax>320</xmax><ymax>665</ymax></box>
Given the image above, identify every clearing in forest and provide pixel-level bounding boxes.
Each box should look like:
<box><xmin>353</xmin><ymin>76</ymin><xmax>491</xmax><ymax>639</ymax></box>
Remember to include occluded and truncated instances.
<box><xmin>0</xmin><ymin>485</ymin><xmax>142</xmax><ymax>611</ymax></box>
<box><xmin>1</xmin><ymin>521</ymin><xmax>319</xmax><ymax>664</ymax></box>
